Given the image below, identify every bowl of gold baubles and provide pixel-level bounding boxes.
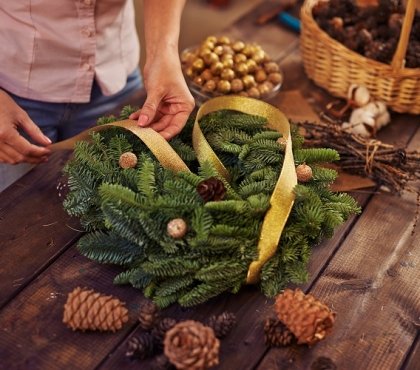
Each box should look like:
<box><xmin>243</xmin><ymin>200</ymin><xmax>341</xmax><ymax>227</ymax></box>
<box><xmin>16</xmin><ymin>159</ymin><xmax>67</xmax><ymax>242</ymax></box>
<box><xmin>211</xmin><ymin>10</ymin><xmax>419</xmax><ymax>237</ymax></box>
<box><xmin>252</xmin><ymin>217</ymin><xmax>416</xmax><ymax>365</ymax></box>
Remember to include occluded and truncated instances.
<box><xmin>181</xmin><ymin>35</ymin><xmax>283</xmax><ymax>105</ymax></box>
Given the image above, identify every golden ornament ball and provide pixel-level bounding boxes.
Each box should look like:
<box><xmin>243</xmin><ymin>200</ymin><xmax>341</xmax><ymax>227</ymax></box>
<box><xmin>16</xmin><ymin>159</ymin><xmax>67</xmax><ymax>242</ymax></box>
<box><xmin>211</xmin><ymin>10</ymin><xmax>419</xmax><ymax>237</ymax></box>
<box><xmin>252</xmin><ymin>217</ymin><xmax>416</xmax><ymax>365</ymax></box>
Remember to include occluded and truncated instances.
<box><xmin>181</xmin><ymin>51</ymin><xmax>196</xmax><ymax>65</ymax></box>
<box><xmin>296</xmin><ymin>164</ymin><xmax>313</xmax><ymax>182</ymax></box>
<box><xmin>222</xmin><ymin>45</ymin><xmax>234</xmax><ymax>55</ymax></box>
<box><xmin>210</xmin><ymin>61</ymin><xmax>224</xmax><ymax>75</ymax></box>
<box><xmin>119</xmin><ymin>152</ymin><xmax>138</xmax><ymax>169</ymax></box>
<box><xmin>218</xmin><ymin>35</ymin><xmax>231</xmax><ymax>45</ymax></box>
<box><xmin>203</xmin><ymin>52</ymin><xmax>219</xmax><ymax>66</ymax></box>
<box><xmin>222</xmin><ymin>58</ymin><xmax>234</xmax><ymax>69</ymax></box>
<box><xmin>200</xmin><ymin>69</ymin><xmax>213</xmax><ymax>81</ymax></box>
<box><xmin>231</xmin><ymin>78</ymin><xmax>244</xmax><ymax>93</ymax></box>
<box><xmin>221</xmin><ymin>68</ymin><xmax>235</xmax><ymax>81</ymax></box>
<box><xmin>235</xmin><ymin>62</ymin><xmax>249</xmax><ymax>76</ymax></box>
<box><xmin>232</xmin><ymin>41</ymin><xmax>245</xmax><ymax>52</ymax></box>
<box><xmin>252</xmin><ymin>50</ymin><xmax>265</xmax><ymax>64</ymax></box>
<box><xmin>167</xmin><ymin>218</ymin><xmax>188</xmax><ymax>239</ymax></box>
<box><xmin>242</xmin><ymin>74</ymin><xmax>256</xmax><ymax>89</ymax></box>
<box><xmin>242</xmin><ymin>45</ymin><xmax>255</xmax><ymax>57</ymax></box>
<box><xmin>247</xmin><ymin>87</ymin><xmax>261</xmax><ymax>99</ymax></box>
<box><xmin>234</xmin><ymin>53</ymin><xmax>247</xmax><ymax>64</ymax></box>
<box><xmin>264</xmin><ymin>61</ymin><xmax>280</xmax><ymax>73</ymax></box>
<box><xmin>214</xmin><ymin>45</ymin><xmax>224</xmax><ymax>56</ymax></box>
<box><xmin>199</xmin><ymin>47</ymin><xmax>212</xmax><ymax>58</ymax></box>
<box><xmin>203</xmin><ymin>80</ymin><xmax>217</xmax><ymax>93</ymax></box>
<box><xmin>255</xmin><ymin>69</ymin><xmax>267</xmax><ymax>83</ymax></box>
<box><xmin>246</xmin><ymin>59</ymin><xmax>257</xmax><ymax>73</ymax></box>
<box><xmin>192</xmin><ymin>58</ymin><xmax>204</xmax><ymax>72</ymax></box>
<box><xmin>202</xmin><ymin>40</ymin><xmax>215</xmax><ymax>51</ymax></box>
<box><xmin>217</xmin><ymin>80</ymin><xmax>231</xmax><ymax>94</ymax></box>
<box><xmin>268</xmin><ymin>72</ymin><xmax>282</xmax><ymax>85</ymax></box>
<box><xmin>193</xmin><ymin>76</ymin><xmax>204</xmax><ymax>86</ymax></box>
<box><xmin>185</xmin><ymin>67</ymin><xmax>194</xmax><ymax>78</ymax></box>
<box><xmin>257</xmin><ymin>83</ymin><xmax>271</xmax><ymax>96</ymax></box>
<box><xmin>205</xmin><ymin>35</ymin><xmax>217</xmax><ymax>44</ymax></box>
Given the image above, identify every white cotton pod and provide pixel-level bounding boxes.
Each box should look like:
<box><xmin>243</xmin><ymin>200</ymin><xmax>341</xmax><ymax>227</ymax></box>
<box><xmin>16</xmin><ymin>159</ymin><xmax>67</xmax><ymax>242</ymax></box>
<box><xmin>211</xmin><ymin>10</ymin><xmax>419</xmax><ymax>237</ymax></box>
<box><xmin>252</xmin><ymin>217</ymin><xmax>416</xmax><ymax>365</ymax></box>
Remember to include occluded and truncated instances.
<box><xmin>347</xmin><ymin>84</ymin><xmax>371</xmax><ymax>107</ymax></box>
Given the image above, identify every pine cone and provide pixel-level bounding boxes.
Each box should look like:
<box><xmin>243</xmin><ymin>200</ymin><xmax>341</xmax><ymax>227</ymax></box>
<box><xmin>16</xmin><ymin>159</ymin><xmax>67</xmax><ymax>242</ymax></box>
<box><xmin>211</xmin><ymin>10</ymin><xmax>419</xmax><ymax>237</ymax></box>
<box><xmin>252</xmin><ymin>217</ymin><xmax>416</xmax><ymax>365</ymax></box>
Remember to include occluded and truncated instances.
<box><xmin>63</xmin><ymin>287</ymin><xmax>128</xmax><ymax>332</ymax></box>
<box><xmin>207</xmin><ymin>311</ymin><xmax>236</xmax><ymax>338</ymax></box>
<box><xmin>164</xmin><ymin>320</ymin><xmax>220</xmax><ymax>370</ymax></box>
<box><xmin>151</xmin><ymin>354</ymin><xmax>176</xmax><ymax>370</ymax></box>
<box><xmin>125</xmin><ymin>332</ymin><xmax>155</xmax><ymax>359</ymax></box>
<box><xmin>274</xmin><ymin>288</ymin><xmax>335</xmax><ymax>345</ymax></box>
<box><xmin>138</xmin><ymin>300</ymin><xmax>160</xmax><ymax>330</ymax></box>
<box><xmin>197</xmin><ymin>177</ymin><xmax>226</xmax><ymax>202</ymax></box>
<box><xmin>264</xmin><ymin>317</ymin><xmax>295</xmax><ymax>347</ymax></box>
<box><xmin>152</xmin><ymin>317</ymin><xmax>178</xmax><ymax>349</ymax></box>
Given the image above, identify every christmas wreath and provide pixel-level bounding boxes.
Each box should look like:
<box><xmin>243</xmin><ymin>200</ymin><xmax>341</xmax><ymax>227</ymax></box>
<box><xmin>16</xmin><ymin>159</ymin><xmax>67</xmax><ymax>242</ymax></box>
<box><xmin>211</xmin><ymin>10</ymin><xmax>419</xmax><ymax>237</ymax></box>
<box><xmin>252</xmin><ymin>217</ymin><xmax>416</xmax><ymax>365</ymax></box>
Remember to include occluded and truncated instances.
<box><xmin>62</xmin><ymin>96</ymin><xmax>360</xmax><ymax>308</ymax></box>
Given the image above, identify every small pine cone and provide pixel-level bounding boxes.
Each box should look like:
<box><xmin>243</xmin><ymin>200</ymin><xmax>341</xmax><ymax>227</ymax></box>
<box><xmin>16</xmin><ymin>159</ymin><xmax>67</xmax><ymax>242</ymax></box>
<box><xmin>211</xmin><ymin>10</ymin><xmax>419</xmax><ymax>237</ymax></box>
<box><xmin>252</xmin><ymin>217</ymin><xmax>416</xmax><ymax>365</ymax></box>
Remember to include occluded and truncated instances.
<box><xmin>63</xmin><ymin>287</ymin><xmax>128</xmax><ymax>332</ymax></box>
<box><xmin>207</xmin><ymin>311</ymin><xmax>236</xmax><ymax>338</ymax></box>
<box><xmin>296</xmin><ymin>164</ymin><xmax>313</xmax><ymax>182</ymax></box>
<box><xmin>274</xmin><ymin>288</ymin><xmax>335</xmax><ymax>345</ymax></box>
<box><xmin>151</xmin><ymin>354</ymin><xmax>176</xmax><ymax>370</ymax></box>
<box><xmin>164</xmin><ymin>320</ymin><xmax>220</xmax><ymax>370</ymax></box>
<box><xmin>125</xmin><ymin>332</ymin><xmax>155</xmax><ymax>359</ymax></box>
<box><xmin>119</xmin><ymin>152</ymin><xmax>138</xmax><ymax>169</ymax></box>
<box><xmin>264</xmin><ymin>317</ymin><xmax>294</xmax><ymax>347</ymax></box>
<box><xmin>197</xmin><ymin>177</ymin><xmax>226</xmax><ymax>202</ymax></box>
<box><xmin>138</xmin><ymin>300</ymin><xmax>160</xmax><ymax>330</ymax></box>
<box><xmin>152</xmin><ymin>317</ymin><xmax>178</xmax><ymax>349</ymax></box>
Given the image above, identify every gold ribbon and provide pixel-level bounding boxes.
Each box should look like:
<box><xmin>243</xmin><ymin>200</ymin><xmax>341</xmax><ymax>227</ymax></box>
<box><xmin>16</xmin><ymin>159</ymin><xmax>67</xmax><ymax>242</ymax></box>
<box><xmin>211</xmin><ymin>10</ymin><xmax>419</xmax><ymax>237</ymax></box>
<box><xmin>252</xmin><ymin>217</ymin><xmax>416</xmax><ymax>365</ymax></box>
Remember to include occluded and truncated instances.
<box><xmin>51</xmin><ymin>119</ymin><xmax>190</xmax><ymax>173</ymax></box>
<box><xmin>193</xmin><ymin>96</ymin><xmax>297</xmax><ymax>284</ymax></box>
<box><xmin>52</xmin><ymin>97</ymin><xmax>296</xmax><ymax>284</ymax></box>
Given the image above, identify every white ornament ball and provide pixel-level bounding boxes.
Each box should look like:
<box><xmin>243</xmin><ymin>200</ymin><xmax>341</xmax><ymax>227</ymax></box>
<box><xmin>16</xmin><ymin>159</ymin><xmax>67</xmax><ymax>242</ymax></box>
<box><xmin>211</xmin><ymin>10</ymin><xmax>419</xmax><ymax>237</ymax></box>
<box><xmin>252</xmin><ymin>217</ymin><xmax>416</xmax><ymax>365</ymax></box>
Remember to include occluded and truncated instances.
<box><xmin>296</xmin><ymin>164</ymin><xmax>313</xmax><ymax>183</ymax></box>
<box><xmin>167</xmin><ymin>218</ymin><xmax>187</xmax><ymax>239</ymax></box>
<box><xmin>119</xmin><ymin>152</ymin><xmax>138</xmax><ymax>169</ymax></box>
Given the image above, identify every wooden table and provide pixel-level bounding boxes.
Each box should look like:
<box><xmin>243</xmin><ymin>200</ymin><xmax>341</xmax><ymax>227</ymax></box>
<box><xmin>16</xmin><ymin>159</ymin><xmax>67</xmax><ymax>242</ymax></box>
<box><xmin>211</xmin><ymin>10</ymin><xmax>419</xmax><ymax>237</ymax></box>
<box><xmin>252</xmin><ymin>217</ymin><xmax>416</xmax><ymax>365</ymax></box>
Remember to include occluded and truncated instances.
<box><xmin>0</xmin><ymin>3</ymin><xmax>419</xmax><ymax>370</ymax></box>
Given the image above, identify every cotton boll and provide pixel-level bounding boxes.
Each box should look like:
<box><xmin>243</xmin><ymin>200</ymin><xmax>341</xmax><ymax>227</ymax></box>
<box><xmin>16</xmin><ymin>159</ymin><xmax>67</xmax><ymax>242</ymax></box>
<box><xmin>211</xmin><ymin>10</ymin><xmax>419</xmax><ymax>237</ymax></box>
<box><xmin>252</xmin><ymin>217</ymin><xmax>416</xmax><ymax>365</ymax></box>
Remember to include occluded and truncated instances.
<box><xmin>347</xmin><ymin>84</ymin><xmax>371</xmax><ymax>107</ymax></box>
<box><xmin>376</xmin><ymin>110</ymin><xmax>391</xmax><ymax>130</ymax></box>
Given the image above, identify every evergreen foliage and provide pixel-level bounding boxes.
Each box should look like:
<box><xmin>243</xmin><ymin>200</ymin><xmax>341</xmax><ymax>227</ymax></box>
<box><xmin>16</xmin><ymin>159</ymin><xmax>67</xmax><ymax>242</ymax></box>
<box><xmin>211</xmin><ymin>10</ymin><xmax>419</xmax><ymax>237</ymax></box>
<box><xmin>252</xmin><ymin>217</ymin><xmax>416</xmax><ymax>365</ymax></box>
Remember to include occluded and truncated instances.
<box><xmin>63</xmin><ymin>107</ymin><xmax>360</xmax><ymax>307</ymax></box>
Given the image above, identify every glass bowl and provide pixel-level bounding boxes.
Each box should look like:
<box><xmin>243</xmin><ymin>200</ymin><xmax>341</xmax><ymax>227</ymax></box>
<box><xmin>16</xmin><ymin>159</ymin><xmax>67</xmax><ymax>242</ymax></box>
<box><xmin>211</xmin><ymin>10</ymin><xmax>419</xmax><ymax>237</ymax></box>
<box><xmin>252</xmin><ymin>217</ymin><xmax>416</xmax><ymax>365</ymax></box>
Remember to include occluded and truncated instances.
<box><xmin>181</xmin><ymin>46</ymin><xmax>283</xmax><ymax>106</ymax></box>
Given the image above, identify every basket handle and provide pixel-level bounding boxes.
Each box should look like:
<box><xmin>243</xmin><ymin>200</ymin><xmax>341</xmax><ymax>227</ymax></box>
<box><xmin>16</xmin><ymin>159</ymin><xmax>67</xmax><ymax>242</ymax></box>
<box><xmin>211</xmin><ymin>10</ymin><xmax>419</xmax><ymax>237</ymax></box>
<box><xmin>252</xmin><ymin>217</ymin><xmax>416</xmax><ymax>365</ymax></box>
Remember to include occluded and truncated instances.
<box><xmin>391</xmin><ymin>0</ymin><xmax>417</xmax><ymax>70</ymax></box>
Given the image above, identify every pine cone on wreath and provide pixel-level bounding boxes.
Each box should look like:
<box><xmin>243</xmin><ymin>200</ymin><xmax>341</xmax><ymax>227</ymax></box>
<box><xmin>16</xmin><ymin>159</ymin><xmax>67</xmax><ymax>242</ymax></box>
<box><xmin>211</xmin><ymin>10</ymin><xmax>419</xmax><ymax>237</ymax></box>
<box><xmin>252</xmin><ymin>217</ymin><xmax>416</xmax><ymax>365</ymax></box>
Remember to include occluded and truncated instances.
<box><xmin>63</xmin><ymin>287</ymin><xmax>128</xmax><ymax>332</ymax></box>
<box><xmin>164</xmin><ymin>320</ymin><xmax>220</xmax><ymax>370</ymax></box>
<box><xmin>274</xmin><ymin>288</ymin><xmax>335</xmax><ymax>345</ymax></box>
<box><xmin>152</xmin><ymin>317</ymin><xmax>178</xmax><ymax>350</ymax></box>
<box><xmin>138</xmin><ymin>300</ymin><xmax>160</xmax><ymax>330</ymax></box>
<box><xmin>206</xmin><ymin>311</ymin><xmax>236</xmax><ymax>339</ymax></box>
<box><xmin>196</xmin><ymin>177</ymin><xmax>226</xmax><ymax>202</ymax></box>
<box><xmin>125</xmin><ymin>332</ymin><xmax>155</xmax><ymax>359</ymax></box>
<box><xmin>264</xmin><ymin>317</ymin><xmax>295</xmax><ymax>347</ymax></box>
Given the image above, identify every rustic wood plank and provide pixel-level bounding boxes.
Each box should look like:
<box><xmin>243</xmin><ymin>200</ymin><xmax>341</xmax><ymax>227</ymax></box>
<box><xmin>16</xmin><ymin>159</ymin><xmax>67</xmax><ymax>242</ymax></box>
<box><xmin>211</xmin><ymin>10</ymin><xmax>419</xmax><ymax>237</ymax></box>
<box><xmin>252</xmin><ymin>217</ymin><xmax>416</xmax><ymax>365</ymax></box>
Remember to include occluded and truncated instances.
<box><xmin>257</xmin><ymin>131</ymin><xmax>420</xmax><ymax>370</ymax></box>
<box><xmin>0</xmin><ymin>245</ymin><xmax>152</xmax><ymax>370</ymax></box>
<box><xmin>403</xmin><ymin>336</ymin><xmax>420</xmax><ymax>370</ymax></box>
<box><xmin>0</xmin><ymin>151</ymin><xmax>81</xmax><ymax>309</ymax></box>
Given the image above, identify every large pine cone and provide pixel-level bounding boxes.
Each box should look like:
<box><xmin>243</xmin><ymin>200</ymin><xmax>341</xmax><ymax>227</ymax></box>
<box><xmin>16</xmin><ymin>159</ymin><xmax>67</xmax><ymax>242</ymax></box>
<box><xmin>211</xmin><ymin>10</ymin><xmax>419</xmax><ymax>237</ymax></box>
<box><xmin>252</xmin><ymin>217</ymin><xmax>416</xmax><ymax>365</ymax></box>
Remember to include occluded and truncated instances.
<box><xmin>207</xmin><ymin>311</ymin><xmax>236</xmax><ymax>339</ymax></box>
<box><xmin>63</xmin><ymin>287</ymin><xmax>128</xmax><ymax>332</ymax></box>
<box><xmin>264</xmin><ymin>317</ymin><xmax>294</xmax><ymax>347</ymax></box>
<box><xmin>138</xmin><ymin>300</ymin><xmax>160</xmax><ymax>330</ymax></box>
<box><xmin>197</xmin><ymin>177</ymin><xmax>226</xmax><ymax>202</ymax></box>
<box><xmin>274</xmin><ymin>288</ymin><xmax>335</xmax><ymax>345</ymax></box>
<box><xmin>164</xmin><ymin>320</ymin><xmax>220</xmax><ymax>370</ymax></box>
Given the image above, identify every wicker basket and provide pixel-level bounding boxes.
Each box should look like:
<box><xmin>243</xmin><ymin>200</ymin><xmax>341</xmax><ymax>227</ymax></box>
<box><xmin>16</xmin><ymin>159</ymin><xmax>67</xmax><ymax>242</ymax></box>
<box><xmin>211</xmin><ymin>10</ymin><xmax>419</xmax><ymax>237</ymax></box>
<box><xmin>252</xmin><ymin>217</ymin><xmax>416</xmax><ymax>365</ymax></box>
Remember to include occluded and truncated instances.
<box><xmin>300</xmin><ymin>0</ymin><xmax>420</xmax><ymax>114</ymax></box>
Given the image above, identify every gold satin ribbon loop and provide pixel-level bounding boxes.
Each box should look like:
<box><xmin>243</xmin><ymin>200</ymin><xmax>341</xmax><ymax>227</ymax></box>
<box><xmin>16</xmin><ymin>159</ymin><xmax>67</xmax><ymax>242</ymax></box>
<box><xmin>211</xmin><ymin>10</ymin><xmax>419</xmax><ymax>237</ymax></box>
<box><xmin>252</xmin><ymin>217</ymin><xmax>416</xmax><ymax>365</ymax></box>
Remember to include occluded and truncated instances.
<box><xmin>51</xmin><ymin>119</ymin><xmax>190</xmax><ymax>173</ymax></box>
<box><xmin>192</xmin><ymin>96</ymin><xmax>297</xmax><ymax>284</ymax></box>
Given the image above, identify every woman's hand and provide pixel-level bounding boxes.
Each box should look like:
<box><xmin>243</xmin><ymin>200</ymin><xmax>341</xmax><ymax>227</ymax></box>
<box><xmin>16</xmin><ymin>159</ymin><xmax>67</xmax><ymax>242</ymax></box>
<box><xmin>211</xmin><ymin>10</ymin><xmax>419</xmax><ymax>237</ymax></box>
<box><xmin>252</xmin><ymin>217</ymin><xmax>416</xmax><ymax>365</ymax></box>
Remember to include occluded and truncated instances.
<box><xmin>130</xmin><ymin>53</ymin><xmax>194</xmax><ymax>140</ymax></box>
<box><xmin>0</xmin><ymin>90</ymin><xmax>51</xmax><ymax>164</ymax></box>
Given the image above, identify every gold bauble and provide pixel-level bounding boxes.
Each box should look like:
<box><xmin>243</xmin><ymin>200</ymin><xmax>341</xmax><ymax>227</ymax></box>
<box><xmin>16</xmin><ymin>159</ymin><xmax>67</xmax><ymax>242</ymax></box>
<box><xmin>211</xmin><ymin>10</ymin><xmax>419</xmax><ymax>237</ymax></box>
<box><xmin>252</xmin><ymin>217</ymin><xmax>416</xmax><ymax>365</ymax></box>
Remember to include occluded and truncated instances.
<box><xmin>235</xmin><ymin>62</ymin><xmax>249</xmax><ymax>76</ymax></box>
<box><xmin>203</xmin><ymin>52</ymin><xmax>219</xmax><ymax>66</ymax></box>
<box><xmin>222</xmin><ymin>58</ymin><xmax>234</xmax><ymax>69</ymax></box>
<box><xmin>232</xmin><ymin>41</ymin><xmax>245</xmax><ymax>52</ymax></box>
<box><xmin>263</xmin><ymin>81</ymin><xmax>274</xmax><ymax>91</ymax></box>
<box><xmin>200</xmin><ymin>69</ymin><xmax>213</xmax><ymax>81</ymax></box>
<box><xmin>185</xmin><ymin>67</ymin><xmax>194</xmax><ymax>78</ymax></box>
<box><xmin>264</xmin><ymin>62</ymin><xmax>280</xmax><ymax>73</ymax></box>
<box><xmin>238</xmin><ymin>91</ymin><xmax>249</xmax><ymax>97</ymax></box>
<box><xmin>247</xmin><ymin>87</ymin><xmax>261</xmax><ymax>99</ymax></box>
<box><xmin>242</xmin><ymin>45</ymin><xmax>255</xmax><ymax>57</ymax></box>
<box><xmin>268</xmin><ymin>72</ymin><xmax>282</xmax><ymax>85</ymax></box>
<box><xmin>221</xmin><ymin>68</ymin><xmax>235</xmax><ymax>81</ymax></box>
<box><xmin>210</xmin><ymin>61</ymin><xmax>224</xmax><ymax>75</ymax></box>
<box><xmin>246</xmin><ymin>59</ymin><xmax>257</xmax><ymax>73</ymax></box>
<box><xmin>242</xmin><ymin>74</ymin><xmax>256</xmax><ymax>89</ymax></box>
<box><xmin>193</xmin><ymin>76</ymin><xmax>204</xmax><ymax>86</ymax></box>
<box><xmin>257</xmin><ymin>83</ymin><xmax>271</xmax><ymax>96</ymax></box>
<box><xmin>255</xmin><ymin>69</ymin><xmax>267</xmax><ymax>82</ymax></box>
<box><xmin>202</xmin><ymin>80</ymin><xmax>216</xmax><ymax>93</ymax></box>
<box><xmin>199</xmin><ymin>47</ymin><xmax>212</xmax><ymax>58</ymax></box>
<box><xmin>252</xmin><ymin>50</ymin><xmax>265</xmax><ymax>64</ymax></box>
<box><xmin>234</xmin><ymin>53</ymin><xmax>247</xmax><ymax>64</ymax></box>
<box><xmin>205</xmin><ymin>35</ymin><xmax>217</xmax><ymax>44</ymax></box>
<box><xmin>192</xmin><ymin>58</ymin><xmax>204</xmax><ymax>72</ymax></box>
<box><xmin>202</xmin><ymin>40</ymin><xmax>215</xmax><ymax>51</ymax></box>
<box><xmin>181</xmin><ymin>51</ymin><xmax>196</xmax><ymax>65</ymax></box>
<box><xmin>217</xmin><ymin>80</ymin><xmax>231</xmax><ymax>94</ymax></box>
<box><xmin>214</xmin><ymin>45</ymin><xmax>224</xmax><ymax>56</ymax></box>
<box><xmin>218</xmin><ymin>35</ymin><xmax>231</xmax><ymax>45</ymax></box>
<box><xmin>231</xmin><ymin>78</ymin><xmax>244</xmax><ymax>93</ymax></box>
<box><xmin>222</xmin><ymin>45</ymin><xmax>234</xmax><ymax>55</ymax></box>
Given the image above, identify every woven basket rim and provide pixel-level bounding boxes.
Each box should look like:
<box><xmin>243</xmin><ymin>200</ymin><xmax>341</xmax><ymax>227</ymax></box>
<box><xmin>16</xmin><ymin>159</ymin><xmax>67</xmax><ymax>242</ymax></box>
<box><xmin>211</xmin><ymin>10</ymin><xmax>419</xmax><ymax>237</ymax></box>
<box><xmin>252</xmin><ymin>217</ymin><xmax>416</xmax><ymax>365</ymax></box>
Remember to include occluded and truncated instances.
<box><xmin>301</xmin><ymin>0</ymin><xmax>420</xmax><ymax>77</ymax></box>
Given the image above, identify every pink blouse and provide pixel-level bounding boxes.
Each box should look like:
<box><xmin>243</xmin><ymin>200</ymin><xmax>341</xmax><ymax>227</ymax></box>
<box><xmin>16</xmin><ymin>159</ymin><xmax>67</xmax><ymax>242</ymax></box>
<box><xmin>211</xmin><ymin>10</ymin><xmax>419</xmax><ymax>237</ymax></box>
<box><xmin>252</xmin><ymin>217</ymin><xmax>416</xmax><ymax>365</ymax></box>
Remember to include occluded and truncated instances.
<box><xmin>0</xmin><ymin>0</ymin><xmax>140</xmax><ymax>103</ymax></box>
